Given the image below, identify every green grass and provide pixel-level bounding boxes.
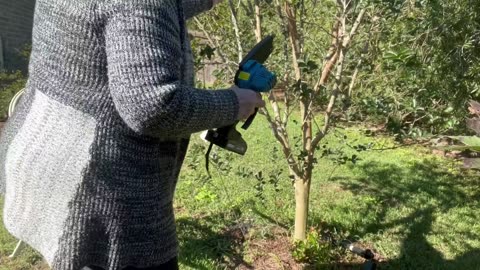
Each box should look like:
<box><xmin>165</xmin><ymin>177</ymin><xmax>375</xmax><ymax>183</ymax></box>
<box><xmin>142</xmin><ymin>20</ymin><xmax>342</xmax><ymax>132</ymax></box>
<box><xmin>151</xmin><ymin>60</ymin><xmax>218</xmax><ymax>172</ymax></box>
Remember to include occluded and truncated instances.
<box><xmin>2</xmin><ymin>115</ymin><xmax>480</xmax><ymax>269</ymax></box>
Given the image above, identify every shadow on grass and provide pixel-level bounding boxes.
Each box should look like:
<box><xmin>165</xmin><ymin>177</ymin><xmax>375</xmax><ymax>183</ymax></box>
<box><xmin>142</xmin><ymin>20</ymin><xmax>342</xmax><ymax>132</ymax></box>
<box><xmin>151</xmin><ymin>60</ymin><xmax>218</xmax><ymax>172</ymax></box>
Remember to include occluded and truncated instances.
<box><xmin>329</xmin><ymin>158</ymin><xmax>480</xmax><ymax>269</ymax></box>
<box><xmin>176</xmin><ymin>158</ymin><xmax>480</xmax><ymax>269</ymax></box>
<box><xmin>250</xmin><ymin>207</ymin><xmax>290</xmax><ymax>231</ymax></box>
<box><xmin>176</xmin><ymin>212</ymin><xmax>254</xmax><ymax>270</ymax></box>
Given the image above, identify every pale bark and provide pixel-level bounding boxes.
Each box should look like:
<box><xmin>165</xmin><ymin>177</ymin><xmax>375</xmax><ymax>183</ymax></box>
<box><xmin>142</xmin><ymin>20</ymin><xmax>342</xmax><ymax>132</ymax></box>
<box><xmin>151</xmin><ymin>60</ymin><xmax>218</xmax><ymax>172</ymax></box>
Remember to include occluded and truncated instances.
<box><xmin>228</xmin><ymin>0</ymin><xmax>243</xmax><ymax>62</ymax></box>
<box><xmin>284</xmin><ymin>2</ymin><xmax>301</xmax><ymax>81</ymax></box>
<box><xmin>254</xmin><ymin>0</ymin><xmax>262</xmax><ymax>42</ymax></box>
<box><xmin>294</xmin><ymin>178</ymin><xmax>310</xmax><ymax>240</ymax></box>
<box><xmin>347</xmin><ymin>58</ymin><xmax>361</xmax><ymax>100</ymax></box>
<box><xmin>314</xmin><ymin>21</ymin><xmax>340</xmax><ymax>92</ymax></box>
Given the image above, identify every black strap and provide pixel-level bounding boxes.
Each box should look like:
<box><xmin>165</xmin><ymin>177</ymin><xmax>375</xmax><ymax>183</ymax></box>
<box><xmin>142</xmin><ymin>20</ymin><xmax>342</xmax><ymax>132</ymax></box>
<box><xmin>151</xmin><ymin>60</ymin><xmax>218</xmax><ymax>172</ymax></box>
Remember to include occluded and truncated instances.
<box><xmin>241</xmin><ymin>108</ymin><xmax>258</xmax><ymax>130</ymax></box>
<box><xmin>205</xmin><ymin>142</ymin><xmax>213</xmax><ymax>177</ymax></box>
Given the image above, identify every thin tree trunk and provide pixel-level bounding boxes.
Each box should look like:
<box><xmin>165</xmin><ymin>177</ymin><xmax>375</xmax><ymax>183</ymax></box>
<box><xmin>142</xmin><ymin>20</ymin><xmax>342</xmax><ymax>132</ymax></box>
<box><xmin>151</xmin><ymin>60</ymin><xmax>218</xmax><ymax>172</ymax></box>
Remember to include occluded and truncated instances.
<box><xmin>228</xmin><ymin>0</ymin><xmax>243</xmax><ymax>62</ymax></box>
<box><xmin>254</xmin><ymin>0</ymin><xmax>262</xmax><ymax>42</ymax></box>
<box><xmin>347</xmin><ymin>58</ymin><xmax>361</xmax><ymax>100</ymax></box>
<box><xmin>284</xmin><ymin>2</ymin><xmax>301</xmax><ymax>80</ymax></box>
<box><xmin>294</xmin><ymin>178</ymin><xmax>310</xmax><ymax>240</ymax></box>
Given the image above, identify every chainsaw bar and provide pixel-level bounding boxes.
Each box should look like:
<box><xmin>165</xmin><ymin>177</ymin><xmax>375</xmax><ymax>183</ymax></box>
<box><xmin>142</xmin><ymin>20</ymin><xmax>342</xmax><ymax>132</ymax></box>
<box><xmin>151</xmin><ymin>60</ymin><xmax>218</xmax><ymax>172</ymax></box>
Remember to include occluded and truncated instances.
<box><xmin>235</xmin><ymin>35</ymin><xmax>274</xmax><ymax>85</ymax></box>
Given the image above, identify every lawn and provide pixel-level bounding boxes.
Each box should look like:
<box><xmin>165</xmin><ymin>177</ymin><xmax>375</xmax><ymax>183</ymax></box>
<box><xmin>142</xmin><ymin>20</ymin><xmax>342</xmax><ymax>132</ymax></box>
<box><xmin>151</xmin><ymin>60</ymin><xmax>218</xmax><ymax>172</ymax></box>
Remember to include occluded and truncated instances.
<box><xmin>1</xmin><ymin>115</ymin><xmax>480</xmax><ymax>270</ymax></box>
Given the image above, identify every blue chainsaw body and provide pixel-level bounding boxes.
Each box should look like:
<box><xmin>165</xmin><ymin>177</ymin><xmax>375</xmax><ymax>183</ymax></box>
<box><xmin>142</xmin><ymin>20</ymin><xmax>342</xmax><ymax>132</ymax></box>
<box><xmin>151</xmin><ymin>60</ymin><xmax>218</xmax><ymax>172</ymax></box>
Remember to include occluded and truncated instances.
<box><xmin>235</xmin><ymin>60</ymin><xmax>276</xmax><ymax>93</ymax></box>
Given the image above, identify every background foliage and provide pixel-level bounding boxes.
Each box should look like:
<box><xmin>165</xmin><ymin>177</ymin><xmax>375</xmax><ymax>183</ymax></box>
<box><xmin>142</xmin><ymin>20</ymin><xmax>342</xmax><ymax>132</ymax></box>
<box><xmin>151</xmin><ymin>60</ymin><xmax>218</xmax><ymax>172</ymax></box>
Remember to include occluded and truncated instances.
<box><xmin>345</xmin><ymin>0</ymin><xmax>480</xmax><ymax>137</ymax></box>
<box><xmin>191</xmin><ymin>0</ymin><xmax>480</xmax><ymax>138</ymax></box>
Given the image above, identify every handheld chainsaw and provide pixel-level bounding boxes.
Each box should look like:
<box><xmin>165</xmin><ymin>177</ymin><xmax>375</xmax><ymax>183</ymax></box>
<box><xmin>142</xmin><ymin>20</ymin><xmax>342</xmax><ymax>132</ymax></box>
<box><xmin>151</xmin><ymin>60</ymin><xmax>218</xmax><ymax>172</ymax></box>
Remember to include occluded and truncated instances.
<box><xmin>202</xmin><ymin>35</ymin><xmax>276</xmax><ymax>173</ymax></box>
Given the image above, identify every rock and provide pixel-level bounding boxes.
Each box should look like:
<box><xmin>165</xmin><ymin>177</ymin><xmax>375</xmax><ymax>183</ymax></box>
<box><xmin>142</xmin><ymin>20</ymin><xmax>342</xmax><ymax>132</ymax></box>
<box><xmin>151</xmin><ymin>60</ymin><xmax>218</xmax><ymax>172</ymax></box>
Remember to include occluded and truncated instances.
<box><xmin>431</xmin><ymin>149</ymin><xmax>445</xmax><ymax>157</ymax></box>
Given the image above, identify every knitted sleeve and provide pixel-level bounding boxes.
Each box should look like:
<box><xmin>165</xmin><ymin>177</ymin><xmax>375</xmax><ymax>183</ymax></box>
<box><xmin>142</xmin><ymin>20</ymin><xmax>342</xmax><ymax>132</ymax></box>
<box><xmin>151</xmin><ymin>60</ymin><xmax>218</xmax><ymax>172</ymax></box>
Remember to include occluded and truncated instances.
<box><xmin>182</xmin><ymin>0</ymin><xmax>214</xmax><ymax>19</ymax></box>
<box><xmin>104</xmin><ymin>0</ymin><xmax>239</xmax><ymax>139</ymax></box>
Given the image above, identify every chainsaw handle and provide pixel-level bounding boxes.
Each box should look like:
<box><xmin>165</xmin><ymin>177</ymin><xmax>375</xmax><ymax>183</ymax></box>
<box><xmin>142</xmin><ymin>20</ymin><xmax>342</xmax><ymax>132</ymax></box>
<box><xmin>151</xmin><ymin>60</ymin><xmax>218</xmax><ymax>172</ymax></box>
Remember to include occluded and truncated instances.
<box><xmin>216</xmin><ymin>123</ymin><xmax>237</xmax><ymax>137</ymax></box>
<box><xmin>235</xmin><ymin>61</ymin><xmax>275</xmax><ymax>130</ymax></box>
<box><xmin>241</xmin><ymin>108</ymin><xmax>258</xmax><ymax>130</ymax></box>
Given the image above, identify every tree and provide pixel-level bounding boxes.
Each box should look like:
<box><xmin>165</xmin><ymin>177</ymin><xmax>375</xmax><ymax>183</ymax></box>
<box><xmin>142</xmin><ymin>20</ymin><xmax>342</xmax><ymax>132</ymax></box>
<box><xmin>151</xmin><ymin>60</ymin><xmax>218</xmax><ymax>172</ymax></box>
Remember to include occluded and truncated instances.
<box><xmin>263</xmin><ymin>0</ymin><xmax>366</xmax><ymax>240</ymax></box>
<box><xmin>192</xmin><ymin>0</ymin><xmax>368</xmax><ymax>241</ymax></box>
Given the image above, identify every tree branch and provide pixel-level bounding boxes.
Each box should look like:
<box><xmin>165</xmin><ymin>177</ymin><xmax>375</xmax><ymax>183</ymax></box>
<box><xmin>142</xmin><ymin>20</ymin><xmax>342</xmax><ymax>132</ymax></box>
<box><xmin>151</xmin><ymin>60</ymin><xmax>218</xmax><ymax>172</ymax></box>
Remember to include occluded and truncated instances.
<box><xmin>228</xmin><ymin>0</ymin><xmax>243</xmax><ymax>62</ymax></box>
<box><xmin>343</xmin><ymin>8</ymin><xmax>366</xmax><ymax>48</ymax></box>
<box><xmin>311</xmin><ymin>8</ymin><xmax>365</xmax><ymax>150</ymax></box>
<box><xmin>347</xmin><ymin>58</ymin><xmax>361</xmax><ymax>100</ymax></box>
<box><xmin>284</xmin><ymin>2</ymin><xmax>301</xmax><ymax>81</ymax></box>
<box><xmin>263</xmin><ymin>105</ymin><xmax>302</xmax><ymax>178</ymax></box>
<box><xmin>193</xmin><ymin>17</ymin><xmax>235</xmax><ymax>75</ymax></box>
<box><xmin>254</xmin><ymin>0</ymin><xmax>262</xmax><ymax>42</ymax></box>
<box><xmin>313</xmin><ymin>20</ymin><xmax>340</xmax><ymax>92</ymax></box>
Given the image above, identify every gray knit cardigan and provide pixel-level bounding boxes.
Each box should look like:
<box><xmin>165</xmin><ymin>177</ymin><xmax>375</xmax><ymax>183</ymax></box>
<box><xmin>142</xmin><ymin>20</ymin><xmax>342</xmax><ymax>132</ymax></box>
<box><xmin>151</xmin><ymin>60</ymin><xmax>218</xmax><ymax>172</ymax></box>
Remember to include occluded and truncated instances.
<box><xmin>0</xmin><ymin>0</ymin><xmax>239</xmax><ymax>269</ymax></box>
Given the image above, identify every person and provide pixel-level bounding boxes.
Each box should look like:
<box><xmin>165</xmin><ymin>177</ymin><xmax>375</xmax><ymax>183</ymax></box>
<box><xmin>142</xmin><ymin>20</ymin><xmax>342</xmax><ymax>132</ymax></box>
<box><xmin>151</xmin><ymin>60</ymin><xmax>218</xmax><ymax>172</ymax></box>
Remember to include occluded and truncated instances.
<box><xmin>0</xmin><ymin>0</ymin><xmax>265</xmax><ymax>269</ymax></box>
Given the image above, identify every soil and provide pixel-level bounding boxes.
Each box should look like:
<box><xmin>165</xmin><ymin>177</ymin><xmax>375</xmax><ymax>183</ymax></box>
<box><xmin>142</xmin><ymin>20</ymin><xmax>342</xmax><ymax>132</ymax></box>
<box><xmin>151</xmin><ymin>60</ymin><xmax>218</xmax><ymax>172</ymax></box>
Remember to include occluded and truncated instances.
<box><xmin>225</xmin><ymin>225</ymin><xmax>387</xmax><ymax>270</ymax></box>
<box><xmin>236</xmin><ymin>227</ymin><xmax>304</xmax><ymax>270</ymax></box>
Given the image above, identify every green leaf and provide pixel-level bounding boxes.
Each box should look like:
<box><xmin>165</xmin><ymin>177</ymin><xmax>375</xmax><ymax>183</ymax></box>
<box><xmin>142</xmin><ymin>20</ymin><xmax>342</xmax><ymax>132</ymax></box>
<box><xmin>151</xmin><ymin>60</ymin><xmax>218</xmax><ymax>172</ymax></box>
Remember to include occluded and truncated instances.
<box><xmin>199</xmin><ymin>45</ymin><xmax>215</xmax><ymax>60</ymax></box>
<box><xmin>444</xmin><ymin>106</ymin><xmax>454</xmax><ymax>113</ymax></box>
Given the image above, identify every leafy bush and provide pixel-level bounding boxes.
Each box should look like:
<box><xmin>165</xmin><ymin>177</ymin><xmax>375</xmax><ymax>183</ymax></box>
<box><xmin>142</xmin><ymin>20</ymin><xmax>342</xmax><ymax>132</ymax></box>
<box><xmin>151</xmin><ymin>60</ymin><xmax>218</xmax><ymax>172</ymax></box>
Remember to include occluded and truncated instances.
<box><xmin>348</xmin><ymin>0</ymin><xmax>480</xmax><ymax>137</ymax></box>
<box><xmin>292</xmin><ymin>228</ymin><xmax>333</xmax><ymax>266</ymax></box>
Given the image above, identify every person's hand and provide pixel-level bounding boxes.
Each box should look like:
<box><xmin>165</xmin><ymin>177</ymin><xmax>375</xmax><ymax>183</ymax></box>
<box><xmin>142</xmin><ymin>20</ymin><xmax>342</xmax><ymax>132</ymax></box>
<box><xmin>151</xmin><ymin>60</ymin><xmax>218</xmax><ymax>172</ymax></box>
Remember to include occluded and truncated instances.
<box><xmin>230</xmin><ymin>86</ymin><xmax>265</xmax><ymax>121</ymax></box>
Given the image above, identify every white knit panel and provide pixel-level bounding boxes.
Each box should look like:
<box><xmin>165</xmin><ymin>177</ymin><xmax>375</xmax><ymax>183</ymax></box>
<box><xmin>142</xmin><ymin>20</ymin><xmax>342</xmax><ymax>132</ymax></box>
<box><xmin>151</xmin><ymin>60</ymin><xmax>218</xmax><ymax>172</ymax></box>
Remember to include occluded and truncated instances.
<box><xmin>4</xmin><ymin>90</ymin><xmax>96</xmax><ymax>264</ymax></box>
